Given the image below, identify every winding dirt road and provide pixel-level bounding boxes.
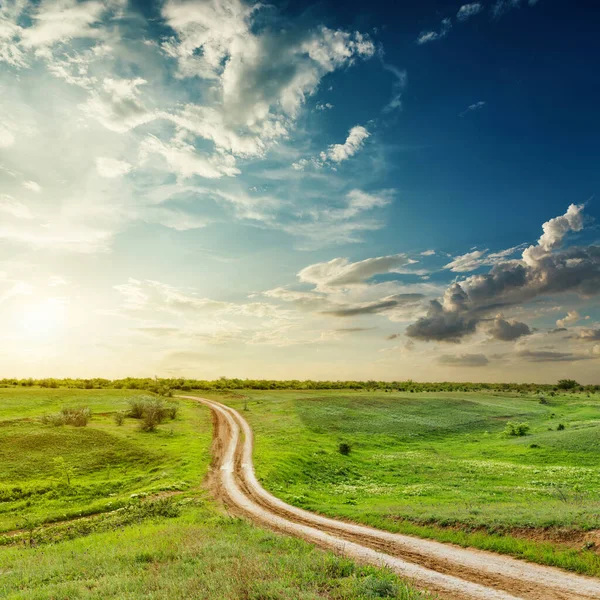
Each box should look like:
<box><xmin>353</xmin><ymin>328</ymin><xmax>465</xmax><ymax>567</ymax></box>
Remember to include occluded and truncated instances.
<box><xmin>181</xmin><ymin>395</ymin><xmax>600</xmax><ymax>600</ymax></box>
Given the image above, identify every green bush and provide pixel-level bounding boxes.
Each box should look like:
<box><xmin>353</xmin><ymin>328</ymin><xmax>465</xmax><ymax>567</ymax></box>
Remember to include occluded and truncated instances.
<box><xmin>41</xmin><ymin>407</ymin><xmax>90</xmax><ymax>427</ymax></box>
<box><xmin>503</xmin><ymin>421</ymin><xmax>530</xmax><ymax>436</ymax></box>
<box><xmin>114</xmin><ymin>411</ymin><xmax>126</xmax><ymax>426</ymax></box>
<box><xmin>557</xmin><ymin>423</ymin><xmax>566</xmax><ymax>431</ymax></box>
<box><xmin>338</xmin><ymin>442</ymin><xmax>351</xmax><ymax>455</ymax></box>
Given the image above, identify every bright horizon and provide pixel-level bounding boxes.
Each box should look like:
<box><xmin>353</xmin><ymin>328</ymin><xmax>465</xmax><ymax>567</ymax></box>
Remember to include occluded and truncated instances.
<box><xmin>1</xmin><ymin>0</ymin><xmax>599</xmax><ymax>383</ymax></box>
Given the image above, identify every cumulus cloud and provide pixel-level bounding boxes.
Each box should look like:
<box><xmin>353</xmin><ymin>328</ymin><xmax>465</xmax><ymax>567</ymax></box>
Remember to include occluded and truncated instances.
<box><xmin>417</xmin><ymin>18</ymin><xmax>452</xmax><ymax>45</ymax></box>
<box><xmin>487</xmin><ymin>316</ymin><xmax>531</xmax><ymax>341</ymax></box>
<box><xmin>457</xmin><ymin>3</ymin><xmax>483</xmax><ymax>21</ymax></box>
<box><xmin>324</xmin><ymin>125</ymin><xmax>370</xmax><ymax>163</ymax></box>
<box><xmin>292</xmin><ymin>125</ymin><xmax>370</xmax><ymax>170</ymax></box>
<box><xmin>556</xmin><ymin>310</ymin><xmax>581</xmax><ymax>328</ymax></box>
<box><xmin>578</xmin><ymin>329</ymin><xmax>600</xmax><ymax>342</ymax></box>
<box><xmin>407</xmin><ymin>204</ymin><xmax>599</xmax><ymax>342</ymax></box>
<box><xmin>162</xmin><ymin>0</ymin><xmax>375</xmax><ymax>159</ymax></box>
<box><xmin>438</xmin><ymin>353</ymin><xmax>489</xmax><ymax>367</ymax></box>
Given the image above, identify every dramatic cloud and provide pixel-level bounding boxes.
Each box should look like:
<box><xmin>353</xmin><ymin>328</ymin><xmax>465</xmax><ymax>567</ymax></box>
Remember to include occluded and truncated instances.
<box><xmin>487</xmin><ymin>316</ymin><xmax>531</xmax><ymax>341</ymax></box>
<box><xmin>162</xmin><ymin>0</ymin><xmax>375</xmax><ymax>159</ymax></box>
<box><xmin>438</xmin><ymin>353</ymin><xmax>489</xmax><ymax>367</ymax></box>
<box><xmin>407</xmin><ymin>204</ymin><xmax>599</xmax><ymax>342</ymax></box>
<box><xmin>457</xmin><ymin>3</ymin><xmax>483</xmax><ymax>21</ymax></box>
<box><xmin>417</xmin><ymin>18</ymin><xmax>452</xmax><ymax>45</ymax></box>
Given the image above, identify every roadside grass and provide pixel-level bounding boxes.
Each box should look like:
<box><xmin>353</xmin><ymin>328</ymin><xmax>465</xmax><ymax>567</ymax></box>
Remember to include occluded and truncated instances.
<box><xmin>207</xmin><ymin>390</ymin><xmax>600</xmax><ymax>576</ymax></box>
<box><xmin>0</xmin><ymin>388</ymin><xmax>211</xmax><ymax>532</ymax></box>
<box><xmin>0</xmin><ymin>388</ymin><xmax>431</xmax><ymax>600</ymax></box>
<box><xmin>0</xmin><ymin>504</ymin><xmax>433</xmax><ymax>600</ymax></box>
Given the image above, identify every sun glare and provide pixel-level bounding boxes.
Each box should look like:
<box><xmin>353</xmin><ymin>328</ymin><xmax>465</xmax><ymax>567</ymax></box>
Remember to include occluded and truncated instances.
<box><xmin>17</xmin><ymin>299</ymin><xmax>67</xmax><ymax>339</ymax></box>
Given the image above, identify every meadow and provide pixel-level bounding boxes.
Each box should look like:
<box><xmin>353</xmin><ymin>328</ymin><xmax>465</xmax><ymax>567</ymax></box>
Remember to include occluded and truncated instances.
<box><xmin>209</xmin><ymin>389</ymin><xmax>600</xmax><ymax>576</ymax></box>
<box><xmin>0</xmin><ymin>387</ymin><xmax>429</xmax><ymax>600</ymax></box>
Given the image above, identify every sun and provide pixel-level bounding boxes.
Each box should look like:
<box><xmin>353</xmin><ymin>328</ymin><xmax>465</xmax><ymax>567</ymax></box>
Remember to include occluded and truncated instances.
<box><xmin>17</xmin><ymin>299</ymin><xmax>67</xmax><ymax>339</ymax></box>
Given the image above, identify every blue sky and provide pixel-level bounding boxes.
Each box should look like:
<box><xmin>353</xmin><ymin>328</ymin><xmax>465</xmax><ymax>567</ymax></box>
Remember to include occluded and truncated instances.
<box><xmin>0</xmin><ymin>0</ymin><xmax>599</xmax><ymax>381</ymax></box>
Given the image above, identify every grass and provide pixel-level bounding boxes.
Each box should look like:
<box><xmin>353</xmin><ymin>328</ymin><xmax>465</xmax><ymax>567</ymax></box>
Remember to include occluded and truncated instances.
<box><xmin>0</xmin><ymin>503</ymin><xmax>432</xmax><ymax>599</ymax></box>
<box><xmin>207</xmin><ymin>389</ymin><xmax>600</xmax><ymax>576</ymax></box>
<box><xmin>0</xmin><ymin>387</ymin><xmax>430</xmax><ymax>600</ymax></box>
<box><xmin>0</xmin><ymin>388</ymin><xmax>210</xmax><ymax>532</ymax></box>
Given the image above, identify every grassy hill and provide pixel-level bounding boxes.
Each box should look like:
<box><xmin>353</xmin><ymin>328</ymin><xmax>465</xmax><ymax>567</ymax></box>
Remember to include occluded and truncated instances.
<box><xmin>0</xmin><ymin>387</ymin><xmax>429</xmax><ymax>600</ymax></box>
<box><xmin>211</xmin><ymin>389</ymin><xmax>600</xmax><ymax>576</ymax></box>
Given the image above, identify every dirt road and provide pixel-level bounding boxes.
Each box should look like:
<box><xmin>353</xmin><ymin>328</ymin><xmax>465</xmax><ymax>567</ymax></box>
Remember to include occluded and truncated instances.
<box><xmin>181</xmin><ymin>395</ymin><xmax>600</xmax><ymax>600</ymax></box>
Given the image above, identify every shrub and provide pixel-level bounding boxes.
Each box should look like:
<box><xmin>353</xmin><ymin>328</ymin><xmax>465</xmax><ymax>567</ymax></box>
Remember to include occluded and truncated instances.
<box><xmin>557</xmin><ymin>423</ymin><xmax>566</xmax><ymax>431</ymax></box>
<box><xmin>60</xmin><ymin>407</ymin><xmax>91</xmax><ymax>426</ymax></box>
<box><xmin>503</xmin><ymin>421</ymin><xmax>530</xmax><ymax>436</ymax></box>
<box><xmin>338</xmin><ymin>442</ymin><xmax>351</xmax><ymax>456</ymax></box>
<box><xmin>358</xmin><ymin>575</ymin><xmax>399</xmax><ymax>598</ymax></box>
<box><xmin>557</xmin><ymin>379</ymin><xmax>579</xmax><ymax>390</ymax></box>
<box><xmin>114</xmin><ymin>411</ymin><xmax>126</xmax><ymax>426</ymax></box>
<box><xmin>41</xmin><ymin>407</ymin><xmax>90</xmax><ymax>427</ymax></box>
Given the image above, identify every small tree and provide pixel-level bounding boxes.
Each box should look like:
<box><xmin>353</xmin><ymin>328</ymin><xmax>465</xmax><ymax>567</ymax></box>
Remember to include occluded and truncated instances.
<box><xmin>557</xmin><ymin>379</ymin><xmax>579</xmax><ymax>390</ymax></box>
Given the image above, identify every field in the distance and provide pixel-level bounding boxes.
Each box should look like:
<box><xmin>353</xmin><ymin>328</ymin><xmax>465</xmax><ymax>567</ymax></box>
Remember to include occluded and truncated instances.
<box><xmin>0</xmin><ymin>387</ymin><xmax>429</xmax><ymax>600</ymax></box>
<box><xmin>211</xmin><ymin>389</ymin><xmax>600</xmax><ymax>576</ymax></box>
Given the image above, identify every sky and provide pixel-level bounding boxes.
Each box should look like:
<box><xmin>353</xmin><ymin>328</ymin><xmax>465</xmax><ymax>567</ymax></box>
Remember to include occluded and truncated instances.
<box><xmin>0</xmin><ymin>0</ymin><xmax>599</xmax><ymax>382</ymax></box>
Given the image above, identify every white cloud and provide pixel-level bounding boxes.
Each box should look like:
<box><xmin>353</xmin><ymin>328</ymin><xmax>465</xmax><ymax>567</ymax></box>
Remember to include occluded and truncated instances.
<box><xmin>23</xmin><ymin>180</ymin><xmax>41</xmax><ymax>192</ymax></box>
<box><xmin>140</xmin><ymin>135</ymin><xmax>240</xmax><ymax>180</ymax></box>
<box><xmin>556</xmin><ymin>310</ymin><xmax>581</xmax><ymax>328</ymax></box>
<box><xmin>325</xmin><ymin>125</ymin><xmax>370</xmax><ymax>163</ymax></box>
<box><xmin>298</xmin><ymin>253</ymin><xmax>420</xmax><ymax>290</ymax></box>
<box><xmin>522</xmin><ymin>203</ymin><xmax>584</xmax><ymax>266</ymax></box>
<box><xmin>0</xmin><ymin>194</ymin><xmax>33</xmax><ymax>219</ymax></box>
<box><xmin>20</xmin><ymin>0</ymin><xmax>108</xmax><ymax>49</ymax></box>
<box><xmin>96</xmin><ymin>157</ymin><xmax>132</xmax><ymax>178</ymax></box>
<box><xmin>457</xmin><ymin>3</ymin><xmax>483</xmax><ymax>22</ymax></box>
<box><xmin>417</xmin><ymin>18</ymin><xmax>452</xmax><ymax>45</ymax></box>
<box><xmin>444</xmin><ymin>245</ymin><xmax>524</xmax><ymax>272</ymax></box>
<box><xmin>0</xmin><ymin>123</ymin><xmax>15</xmax><ymax>147</ymax></box>
<box><xmin>292</xmin><ymin>125</ymin><xmax>370</xmax><ymax>171</ymax></box>
<box><xmin>161</xmin><ymin>0</ymin><xmax>375</xmax><ymax>160</ymax></box>
<box><xmin>382</xmin><ymin>64</ymin><xmax>407</xmax><ymax>113</ymax></box>
<box><xmin>80</xmin><ymin>77</ymin><xmax>156</xmax><ymax>133</ymax></box>
<box><xmin>460</xmin><ymin>101</ymin><xmax>486</xmax><ymax>117</ymax></box>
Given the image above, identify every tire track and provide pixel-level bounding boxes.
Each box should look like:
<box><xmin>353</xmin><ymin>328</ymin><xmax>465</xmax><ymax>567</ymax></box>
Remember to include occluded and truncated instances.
<box><xmin>181</xmin><ymin>395</ymin><xmax>600</xmax><ymax>600</ymax></box>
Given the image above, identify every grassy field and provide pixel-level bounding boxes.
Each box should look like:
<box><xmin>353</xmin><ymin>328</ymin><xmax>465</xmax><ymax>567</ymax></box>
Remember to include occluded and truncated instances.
<box><xmin>209</xmin><ymin>389</ymin><xmax>600</xmax><ymax>576</ymax></box>
<box><xmin>0</xmin><ymin>387</ymin><xmax>429</xmax><ymax>600</ymax></box>
<box><xmin>0</xmin><ymin>388</ymin><xmax>212</xmax><ymax>533</ymax></box>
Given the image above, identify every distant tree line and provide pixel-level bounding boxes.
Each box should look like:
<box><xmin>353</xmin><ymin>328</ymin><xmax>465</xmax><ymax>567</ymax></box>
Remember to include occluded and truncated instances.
<box><xmin>0</xmin><ymin>377</ymin><xmax>597</xmax><ymax>394</ymax></box>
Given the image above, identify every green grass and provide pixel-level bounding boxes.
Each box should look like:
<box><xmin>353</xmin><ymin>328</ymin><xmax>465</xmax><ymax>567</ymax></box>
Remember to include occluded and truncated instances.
<box><xmin>0</xmin><ymin>504</ymin><xmax>432</xmax><ymax>599</ymax></box>
<box><xmin>0</xmin><ymin>387</ymin><xmax>430</xmax><ymax>600</ymax></box>
<box><xmin>0</xmin><ymin>388</ymin><xmax>211</xmax><ymax>532</ymax></box>
<box><xmin>208</xmin><ymin>389</ymin><xmax>600</xmax><ymax>576</ymax></box>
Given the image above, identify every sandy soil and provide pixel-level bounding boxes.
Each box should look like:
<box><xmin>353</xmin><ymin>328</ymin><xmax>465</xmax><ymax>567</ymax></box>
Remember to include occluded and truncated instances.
<box><xmin>181</xmin><ymin>395</ymin><xmax>600</xmax><ymax>600</ymax></box>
